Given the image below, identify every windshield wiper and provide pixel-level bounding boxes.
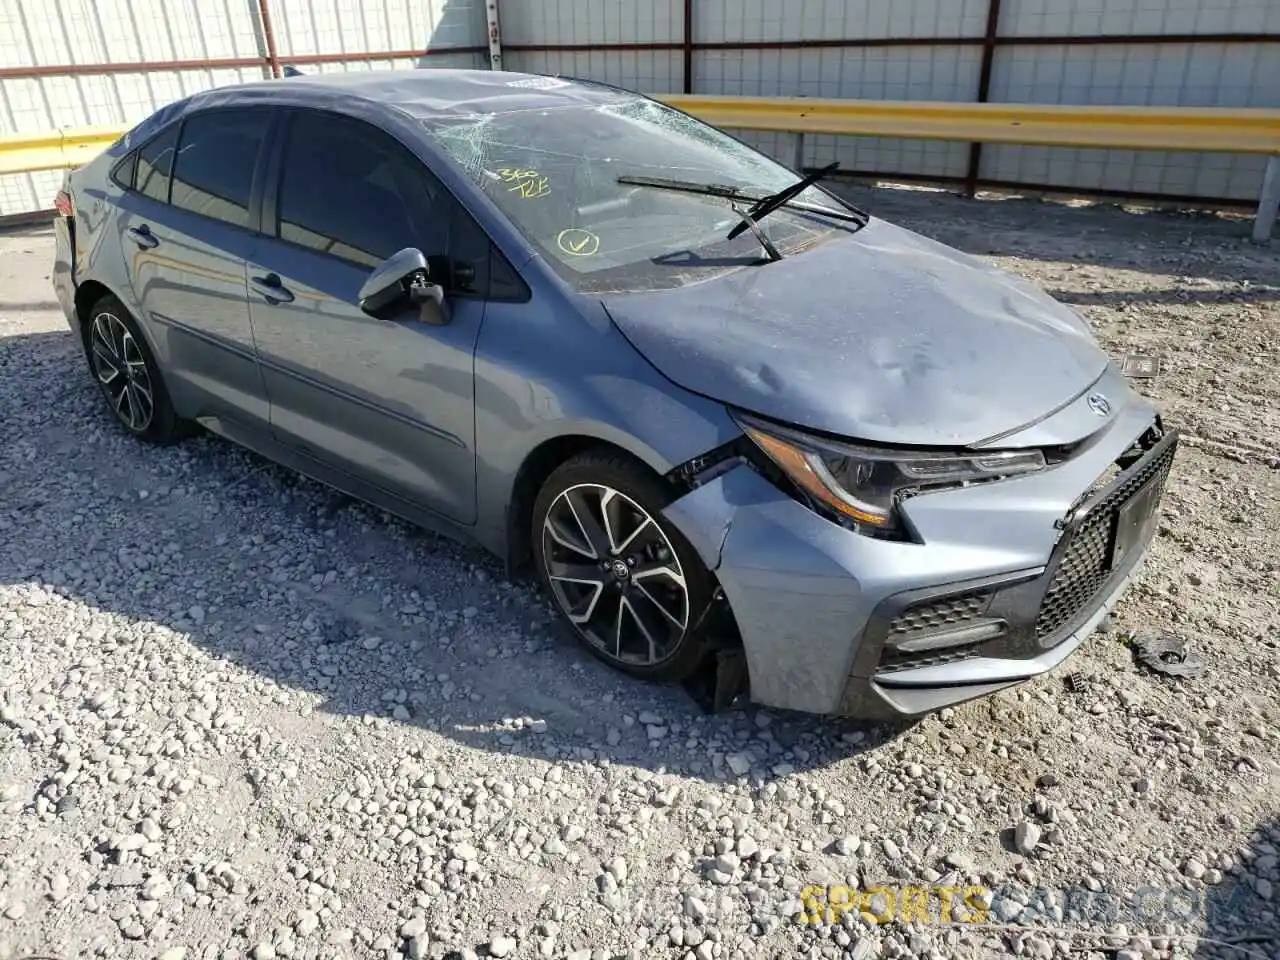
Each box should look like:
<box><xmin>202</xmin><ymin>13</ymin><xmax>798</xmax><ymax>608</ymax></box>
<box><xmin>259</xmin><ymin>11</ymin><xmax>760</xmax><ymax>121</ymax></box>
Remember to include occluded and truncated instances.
<box><xmin>617</xmin><ymin>166</ymin><xmax>867</xmax><ymax>262</ymax></box>
<box><xmin>724</xmin><ymin>161</ymin><xmax>844</xmax><ymax>240</ymax></box>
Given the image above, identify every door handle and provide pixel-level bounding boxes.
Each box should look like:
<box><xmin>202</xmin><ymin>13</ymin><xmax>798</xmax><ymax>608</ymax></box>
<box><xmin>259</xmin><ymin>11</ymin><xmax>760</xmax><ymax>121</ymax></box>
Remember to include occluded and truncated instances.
<box><xmin>250</xmin><ymin>273</ymin><xmax>294</xmax><ymax>305</ymax></box>
<box><xmin>127</xmin><ymin>224</ymin><xmax>159</xmax><ymax>249</ymax></box>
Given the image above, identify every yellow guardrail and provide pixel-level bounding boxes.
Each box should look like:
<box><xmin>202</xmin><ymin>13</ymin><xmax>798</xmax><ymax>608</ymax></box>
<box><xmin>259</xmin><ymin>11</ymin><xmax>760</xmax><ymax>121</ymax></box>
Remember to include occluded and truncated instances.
<box><xmin>0</xmin><ymin>125</ymin><xmax>127</xmax><ymax>175</ymax></box>
<box><xmin>5</xmin><ymin>98</ymin><xmax>1280</xmax><ymax>176</ymax></box>
<box><xmin>3</xmin><ymin>97</ymin><xmax>1278</xmax><ymax>237</ymax></box>
<box><xmin>661</xmin><ymin>96</ymin><xmax>1280</xmax><ymax>155</ymax></box>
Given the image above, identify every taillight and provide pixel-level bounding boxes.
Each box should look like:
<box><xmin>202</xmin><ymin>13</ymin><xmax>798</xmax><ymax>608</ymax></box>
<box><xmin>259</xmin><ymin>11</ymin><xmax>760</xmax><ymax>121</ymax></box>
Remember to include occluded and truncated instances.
<box><xmin>54</xmin><ymin>190</ymin><xmax>74</xmax><ymax>218</ymax></box>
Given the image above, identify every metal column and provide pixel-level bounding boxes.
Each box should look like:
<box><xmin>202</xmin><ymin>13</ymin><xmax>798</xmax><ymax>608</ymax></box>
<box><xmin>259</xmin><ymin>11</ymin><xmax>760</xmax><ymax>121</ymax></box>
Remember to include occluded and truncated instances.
<box><xmin>486</xmin><ymin>0</ymin><xmax>503</xmax><ymax>71</ymax></box>
<box><xmin>1253</xmin><ymin>155</ymin><xmax>1279</xmax><ymax>243</ymax></box>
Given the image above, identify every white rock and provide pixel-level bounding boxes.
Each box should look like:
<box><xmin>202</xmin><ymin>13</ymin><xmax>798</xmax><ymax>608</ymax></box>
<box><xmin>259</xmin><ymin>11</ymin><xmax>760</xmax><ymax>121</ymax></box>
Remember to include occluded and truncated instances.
<box><xmin>834</xmin><ymin>835</ymin><xmax>859</xmax><ymax>856</ymax></box>
<box><xmin>452</xmin><ymin>843</ymin><xmax>478</xmax><ymax>863</ymax></box>
<box><xmin>685</xmin><ymin>896</ymin><xmax>709</xmax><ymax>922</ymax></box>
<box><xmin>142</xmin><ymin>876</ymin><xmax>173</xmax><ymax>900</ymax></box>
<box><xmin>488</xmin><ymin>936</ymin><xmax>516</xmax><ymax>957</ymax></box>
<box><xmin>1014</xmin><ymin>821</ymin><xmax>1041</xmax><ymax>855</ymax></box>
<box><xmin>712</xmin><ymin>852</ymin><xmax>739</xmax><ymax>874</ymax></box>
<box><xmin>294</xmin><ymin>910</ymin><xmax>319</xmax><ymax>936</ymax></box>
<box><xmin>607</xmin><ymin>856</ymin><xmax>628</xmax><ymax>885</ymax></box>
<box><xmin>48</xmin><ymin>874</ymin><xmax>70</xmax><ymax>901</ymax></box>
<box><xmin>399</xmin><ymin>916</ymin><xmax>428</xmax><ymax>939</ymax></box>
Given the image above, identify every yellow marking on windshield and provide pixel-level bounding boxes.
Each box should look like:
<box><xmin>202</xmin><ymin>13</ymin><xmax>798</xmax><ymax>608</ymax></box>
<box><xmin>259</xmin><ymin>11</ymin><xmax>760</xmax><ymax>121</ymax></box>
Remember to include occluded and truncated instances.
<box><xmin>557</xmin><ymin>229</ymin><xmax>600</xmax><ymax>257</ymax></box>
<box><xmin>495</xmin><ymin>166</ymin><xmax>550</xmax><ymax>199</ymax></box>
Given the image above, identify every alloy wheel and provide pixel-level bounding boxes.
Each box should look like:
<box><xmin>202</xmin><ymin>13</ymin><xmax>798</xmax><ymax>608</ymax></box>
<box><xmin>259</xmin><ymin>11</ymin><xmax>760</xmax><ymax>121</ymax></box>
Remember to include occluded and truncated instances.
<box><xmin>91</xmin><ymin>312</ymin><xmax>154</xmax><ymax>433</ymax></box>
<box><xmin>542</xmin><ymin>483</ymin><xmax>690</xmax><ymax>665</ymax></box>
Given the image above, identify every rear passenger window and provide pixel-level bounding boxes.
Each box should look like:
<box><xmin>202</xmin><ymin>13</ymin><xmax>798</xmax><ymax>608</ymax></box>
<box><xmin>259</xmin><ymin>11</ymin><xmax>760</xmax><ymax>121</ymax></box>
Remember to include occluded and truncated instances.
<box><xmin>135</xmin><ymin>126</ymin><xmax>179</xmax><ymax>203</ymax></box>
<box><xmin>276</xmin><ymin>111</ymin><xmax>446</xmax><ymax>269</ymax></box>
<box><xmin>170</xmin><ymin>110</ymin><xmax>269</xmax><ymax>229</ymax></box>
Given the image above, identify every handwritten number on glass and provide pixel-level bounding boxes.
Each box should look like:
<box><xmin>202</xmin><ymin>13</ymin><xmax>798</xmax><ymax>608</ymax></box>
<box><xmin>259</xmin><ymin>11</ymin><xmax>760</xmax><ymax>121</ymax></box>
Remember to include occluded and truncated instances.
<box><xmin>496</xmin><ymin>167</ymin><xmax>550</xmax><ymax>199</ymax></box>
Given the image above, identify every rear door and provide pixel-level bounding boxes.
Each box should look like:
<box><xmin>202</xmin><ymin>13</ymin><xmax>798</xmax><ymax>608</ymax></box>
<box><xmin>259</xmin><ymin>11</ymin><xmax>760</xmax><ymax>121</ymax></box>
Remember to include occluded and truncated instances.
<box><xmin>113</xmin><ymin>108</ymin><xmax>272</xmax><ymax>432</ymax></box>
<box><xmin>246</xmin><ymin>109</ymin><xmax>489</xmax><ymax>526</ymax></box>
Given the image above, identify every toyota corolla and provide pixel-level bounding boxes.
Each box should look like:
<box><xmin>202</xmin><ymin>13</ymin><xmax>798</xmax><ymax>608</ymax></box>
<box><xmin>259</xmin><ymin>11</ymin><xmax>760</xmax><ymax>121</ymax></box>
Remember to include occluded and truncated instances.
<box><xmin>51</xmin><ymin>69</ymin><xmax>1177</xmax><ymax>719</ymax></box>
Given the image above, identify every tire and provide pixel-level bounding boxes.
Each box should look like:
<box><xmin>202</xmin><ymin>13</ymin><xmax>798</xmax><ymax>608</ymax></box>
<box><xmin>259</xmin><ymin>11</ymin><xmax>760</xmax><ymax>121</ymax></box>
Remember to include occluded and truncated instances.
<box><xmin>532</xmin><ymin>447</ymin><xmax>716</xmax><ymax>683</ymax></box>
<box><xmin>84</xmin><ymin>294</ymin><xmax>190</xmax><ymax>444</ymax></box>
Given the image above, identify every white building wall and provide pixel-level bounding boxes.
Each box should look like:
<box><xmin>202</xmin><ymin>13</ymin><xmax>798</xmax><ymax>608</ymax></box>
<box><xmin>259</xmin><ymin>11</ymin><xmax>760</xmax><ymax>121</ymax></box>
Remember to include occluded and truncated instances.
<box><xmin>980</xmin><ymin>0</ymin><xmax>1280</xmax><ymax>199</ymax></box>
<box><xmin>1</xmin><ymin>0</ymin><xmax>1277</xmax><ymax>215</ymax></box>
<box><xmin>0</xmin><ymin>0</ymin><xmax>486</xmax><ymax>215</ymax></box>
<box><xmin>504</xmin><ymin>0</ymin><xmax>1278</xmax><ymax>203</ymax></box>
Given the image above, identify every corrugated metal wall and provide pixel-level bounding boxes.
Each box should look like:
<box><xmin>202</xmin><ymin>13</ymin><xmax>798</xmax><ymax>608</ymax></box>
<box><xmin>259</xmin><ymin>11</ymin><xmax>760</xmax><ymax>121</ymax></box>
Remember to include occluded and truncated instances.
<box><xmin>690</xmin><ymin>0</ymin><xmax>989</xmax><ymax>185</ymax></box>
<box><xmin>498</xmin><ymin>1</ymin><xmax>685</xmax><ymax>92</ymax></box>
<box><xmin>2</xmin><ymin>0</ymin><xmax>1278</xmax><ymax>215</ymax></box>
<box><xmin>500</xmin><ymin>0</ymin><xmax>1280</xmax><ymax>203</ymax></box>
<box><xmin>0</xmin><ymin>0</ymin><xmax>487</xmax><ymax>215</ymax></box>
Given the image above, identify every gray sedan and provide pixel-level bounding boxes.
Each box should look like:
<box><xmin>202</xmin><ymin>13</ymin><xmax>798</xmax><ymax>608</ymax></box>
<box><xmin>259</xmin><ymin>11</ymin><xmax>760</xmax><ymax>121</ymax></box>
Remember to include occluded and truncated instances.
<box><xmin>51</xmin><ymin>69</ymin><xmax>1177</xmax><ymax>719</ymax></box>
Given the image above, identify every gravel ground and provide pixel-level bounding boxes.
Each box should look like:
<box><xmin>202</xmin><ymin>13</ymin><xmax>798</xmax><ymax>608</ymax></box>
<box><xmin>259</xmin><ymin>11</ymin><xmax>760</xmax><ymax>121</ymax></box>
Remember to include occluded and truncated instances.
<box><xmin>1</xmin><ymin>188</ymin><xmax>1277</xmax><ymax>960</ymax></box>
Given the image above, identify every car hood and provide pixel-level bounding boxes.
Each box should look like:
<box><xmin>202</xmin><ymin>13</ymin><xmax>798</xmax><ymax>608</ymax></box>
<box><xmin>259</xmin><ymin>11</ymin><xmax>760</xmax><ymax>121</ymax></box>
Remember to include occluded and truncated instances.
<box><xmin>600</xmin><ymin>217</ymin><xmax>1110</xmax><ymax>447</ymax></box>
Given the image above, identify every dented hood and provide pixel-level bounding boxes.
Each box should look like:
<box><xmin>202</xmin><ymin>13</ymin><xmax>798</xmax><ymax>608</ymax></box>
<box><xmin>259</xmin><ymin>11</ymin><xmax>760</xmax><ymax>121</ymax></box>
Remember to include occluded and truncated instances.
<box><xmin>600</xmin><ymin>218</ymin><xmax>1110</xmax><ymax>447</ymax></box>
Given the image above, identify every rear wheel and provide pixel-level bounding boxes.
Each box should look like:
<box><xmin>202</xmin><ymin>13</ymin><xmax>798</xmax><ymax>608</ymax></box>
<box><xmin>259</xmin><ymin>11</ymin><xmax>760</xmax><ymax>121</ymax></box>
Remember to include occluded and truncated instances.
<box><xmin>532</xmin><ymin>449</ymin><xmax>715</xmax><ymax>682</ymax></box>
<box><xmin>86</xmin><ymin>295</ymin><xmax>189</xmax><ymax>443</ymax></box>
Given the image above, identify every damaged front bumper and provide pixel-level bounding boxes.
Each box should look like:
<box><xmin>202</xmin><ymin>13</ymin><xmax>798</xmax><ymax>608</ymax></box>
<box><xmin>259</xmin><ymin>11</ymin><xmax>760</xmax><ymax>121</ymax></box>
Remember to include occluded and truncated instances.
<box><xmin>661</xmin><ymin>391</ymin><xmax>1176</xmax><ymax>720</ymax></box>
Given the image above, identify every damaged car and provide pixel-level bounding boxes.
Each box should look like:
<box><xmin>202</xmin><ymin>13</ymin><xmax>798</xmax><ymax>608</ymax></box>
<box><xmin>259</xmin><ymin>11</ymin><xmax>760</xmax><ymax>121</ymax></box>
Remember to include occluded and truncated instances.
<box><xmin>52</xmin><ymin>69</ymin><xmax>1177</xmax><ymax>719</ymax></box>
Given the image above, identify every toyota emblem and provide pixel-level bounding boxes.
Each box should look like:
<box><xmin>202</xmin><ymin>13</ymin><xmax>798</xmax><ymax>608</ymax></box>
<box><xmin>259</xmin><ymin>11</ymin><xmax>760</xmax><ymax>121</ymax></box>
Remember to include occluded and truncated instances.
<box><xmin>1087</xmin><ymin>393</ymin><xmax>1111</xmax><ymax>417</ymax></box>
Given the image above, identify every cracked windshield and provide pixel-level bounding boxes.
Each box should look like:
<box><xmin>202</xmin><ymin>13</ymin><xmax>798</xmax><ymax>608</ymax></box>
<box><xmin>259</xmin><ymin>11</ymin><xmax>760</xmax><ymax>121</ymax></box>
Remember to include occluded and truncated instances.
<box><xmin>423</xmin><ymin>95</ymin><xmax>852</xmax><ymax>290</ymax></box>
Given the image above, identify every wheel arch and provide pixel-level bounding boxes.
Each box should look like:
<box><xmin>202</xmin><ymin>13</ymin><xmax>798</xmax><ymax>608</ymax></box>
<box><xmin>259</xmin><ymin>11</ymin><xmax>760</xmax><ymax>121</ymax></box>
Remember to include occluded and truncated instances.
<box><xmin>503</xmin><ymin>431</ymin><xmax>670</xmax><ymax>575</ymax></box>
<box><xmin>73</xmin><ymin>280</ymin><xmax>164</xmax><ymax>366</ymax></box>
<box><xmin>73</xmin><ymin>279</ymin><xmax>115</xmax><ymax>350</ymax></box>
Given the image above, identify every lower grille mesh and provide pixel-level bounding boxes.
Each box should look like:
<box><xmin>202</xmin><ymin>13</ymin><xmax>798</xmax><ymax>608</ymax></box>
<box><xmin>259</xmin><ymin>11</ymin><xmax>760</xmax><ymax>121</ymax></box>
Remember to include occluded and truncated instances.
<box><xmin>887</xmin><ymin>590</ymin><xmax>992</xmax><ymax>640</ymax></box>
<box><xmin>879</xmin><ymin>590</ymin><xmax>994</xmax><ymax>673</ymax></box>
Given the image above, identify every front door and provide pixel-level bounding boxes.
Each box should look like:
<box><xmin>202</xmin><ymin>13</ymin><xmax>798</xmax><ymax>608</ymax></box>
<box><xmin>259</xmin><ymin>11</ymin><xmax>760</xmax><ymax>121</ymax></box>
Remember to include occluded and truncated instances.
<box><xmin>246</xmin><ymin>109</ymin><xmax>486</xmax><ymax>526</ymax></box>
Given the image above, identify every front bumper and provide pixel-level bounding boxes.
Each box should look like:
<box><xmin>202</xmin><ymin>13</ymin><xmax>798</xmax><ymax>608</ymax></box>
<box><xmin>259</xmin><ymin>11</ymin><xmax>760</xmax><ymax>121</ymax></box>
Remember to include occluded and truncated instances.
<box><xmin>662</xmin><ymin>382</ymin><xmax>1176</xmax><ymax>719</ymax></box>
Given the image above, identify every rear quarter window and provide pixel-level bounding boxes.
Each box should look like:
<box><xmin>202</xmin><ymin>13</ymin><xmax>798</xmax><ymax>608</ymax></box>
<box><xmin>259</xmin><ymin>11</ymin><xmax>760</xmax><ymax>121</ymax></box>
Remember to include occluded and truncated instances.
<box><xmin>110</xmin><ymin>152</ymin><xmax>137</xmax><ymax>191</ymax></box>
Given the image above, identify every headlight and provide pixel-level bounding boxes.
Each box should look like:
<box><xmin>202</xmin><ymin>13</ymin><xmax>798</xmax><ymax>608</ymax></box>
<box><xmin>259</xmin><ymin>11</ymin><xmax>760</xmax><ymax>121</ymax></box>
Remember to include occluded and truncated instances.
<box><xmin>735</xmin><ymin>412</ymin><xmax>1046</xmax><ymax>537</ymax></box>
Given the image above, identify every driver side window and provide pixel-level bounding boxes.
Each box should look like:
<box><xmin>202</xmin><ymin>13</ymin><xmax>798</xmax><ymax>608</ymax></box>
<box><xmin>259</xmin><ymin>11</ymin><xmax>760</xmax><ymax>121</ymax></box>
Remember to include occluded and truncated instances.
<box><xmin>276</xmin><ymin>111</ymin><xmax>449</xmax><ymax>271</ymax></box>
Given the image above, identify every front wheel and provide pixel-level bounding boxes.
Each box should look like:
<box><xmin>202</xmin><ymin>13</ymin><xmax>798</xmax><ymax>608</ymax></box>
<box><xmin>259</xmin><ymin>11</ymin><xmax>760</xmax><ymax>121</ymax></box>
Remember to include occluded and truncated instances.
<box><xmin>532</xmin><ymin>449</ymin><xmax>716</xmax><ymax>683</ymax></box>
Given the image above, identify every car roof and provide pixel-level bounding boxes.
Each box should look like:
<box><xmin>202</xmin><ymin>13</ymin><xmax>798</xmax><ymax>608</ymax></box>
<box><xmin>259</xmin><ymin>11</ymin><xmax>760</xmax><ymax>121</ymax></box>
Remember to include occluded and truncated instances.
<box><xmin>183</xmin><ymin>68</ymin><xmax>635</xmax><ymax>121</ymax></box>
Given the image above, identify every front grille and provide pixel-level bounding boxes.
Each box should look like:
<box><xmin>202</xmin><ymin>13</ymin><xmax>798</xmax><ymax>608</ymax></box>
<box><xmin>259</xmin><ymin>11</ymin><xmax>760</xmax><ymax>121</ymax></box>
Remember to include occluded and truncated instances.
<box><xmin>887</xmin><ymin>590</ymin><xmax>992</xmax><ymax>640</ymax></box>
<box><xmin>1034</xmin><ymin>437</ymin><xmax>1177</xmax><ymax>639</ymax></box>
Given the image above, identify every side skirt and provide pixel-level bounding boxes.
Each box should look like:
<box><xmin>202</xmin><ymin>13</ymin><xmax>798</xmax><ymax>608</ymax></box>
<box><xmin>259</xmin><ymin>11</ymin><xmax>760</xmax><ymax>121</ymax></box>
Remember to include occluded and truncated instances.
<box><xmin>196</xmin><ymin>414</ymin><xmax>480</xmax><ymax>551</ymax></box>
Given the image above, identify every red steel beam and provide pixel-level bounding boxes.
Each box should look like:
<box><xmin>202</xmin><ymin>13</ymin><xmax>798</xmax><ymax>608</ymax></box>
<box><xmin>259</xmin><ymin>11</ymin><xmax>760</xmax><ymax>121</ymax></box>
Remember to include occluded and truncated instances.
<box><xmin>281</xmin><ymin>47</ymin><xmax>488</xmax><ymax>66</ymax></box>
<box><xmin>3</xmin><ymin>30</ymin><xmax>1275</xmax><ymax>83</ymax></box>
<box><xmin>0</xmin><ymin>46</ymin><xmax>490</xmax><ymax>80</ymax></box>
<box><xmin>503</xmin><ymin>32</ymin><xmax>1278</xmax><ymax>55</ymax></box>
<box><xmin>256</xmin><ymin>0</ymin><xmax>283</xmax><ymax>79</ymax></box>
<box><xmin>0</xmin><ymin>57</ymin><xmax>268</xmax><ymax>79</ymax></box>
<box><xmin>503</xmin><ymin>41</ymin><xmax>684</xmax><ymax>53</ymax></box>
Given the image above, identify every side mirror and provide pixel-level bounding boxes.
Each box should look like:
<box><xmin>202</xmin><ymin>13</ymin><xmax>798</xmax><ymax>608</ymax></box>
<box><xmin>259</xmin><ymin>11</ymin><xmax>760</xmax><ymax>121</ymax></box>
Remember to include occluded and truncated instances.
<box><xmin>358</xmin><ymin>248</ymin><xmax>450</xmax><ymax>324</ymax></box>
